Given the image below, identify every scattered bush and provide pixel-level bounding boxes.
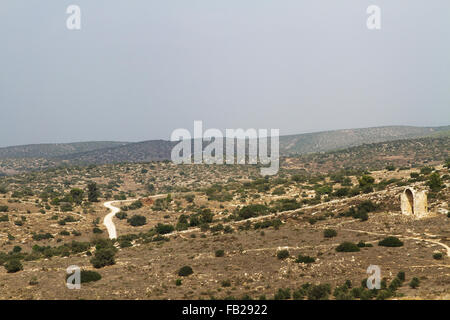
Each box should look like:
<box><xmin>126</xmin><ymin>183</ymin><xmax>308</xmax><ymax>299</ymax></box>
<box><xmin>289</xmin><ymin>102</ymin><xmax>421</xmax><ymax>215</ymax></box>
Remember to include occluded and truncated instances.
<box><xmin>433</xmin><ymin>253</ymin><xmax>443</xmax><ymax>260</ymax></box>
<box><xmin>336</xmin><ymin>242</ymin><xmax>360</xmax><ymax>252</ymax></box>
<box><xmin>274</xmin><ymin>288</ymin><xmax>291</xmax><ymax>300</ymax></box>
<box><xmin>155</xmin><ymin>223</ymin><xmax>174</xmax><ymax>234</ymax></box>
<box><xmin>178</xmin><ymin>266</ymin><xmax>194</xmax><ymax>277</ymax></box>
<box><xmin>66</xmin><ymin>270</ymin><xmax>102</xmax><ymax>284</ymax></box>
<box><xmin>397</xmin><ymin>271</ymin><xmax>405</xmax><ymax>282</ymax></box>
<box><xmin>324</xmin><ymin>229</ymin><xmax>337</xmax><ymax>238</ymax></box>
<box><xmin>277</xmin><ymin>249</ymin><xmax>290</xmax><ymax>260</ymax></box>
<box><xmin>128</xmin><ymin>215</ymin><xmax>147</xmax><ymax>227</ymax></box>
<box><xmin>4</xmin><ymin>259</ymin><xmax>23</xmax><ymax>273</ymax></box>
<box><xmin>378</xmin><ymin>236</ymin><xmax>403</xmax><ymax>247</ymax></box>
<box><xmin>116</xmin><ymin>211</ymin><xmax>127</xmax><ymax>220</ymax></box>
<box><xmin>295</xmin><ymin>254</ymin><xmax>315</xmax><ymax>264</ymax></box>
<box><xmin>90</xmin><ymin>248</ymin><xmax>116</xmax><ymax>268</ymax></box>
<box><xmin>409</xmin><ymin>277</ymin><xmax>420</xmax><ymax>289</ymax></box>
<box><xmin>307</xmin><ymin>284</ymin><xmax>331</xmax><ymax>300</ymax></box>
<box><xmin>215</xmin><ymin>249</ymin><xmax>225</xmax><ymax>257</ymax></box>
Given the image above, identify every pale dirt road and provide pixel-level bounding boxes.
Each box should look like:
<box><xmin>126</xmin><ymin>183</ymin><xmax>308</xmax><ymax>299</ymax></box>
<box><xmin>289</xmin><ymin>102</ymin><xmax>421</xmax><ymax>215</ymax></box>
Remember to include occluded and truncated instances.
<box><xmin>103</xmin><ymin>194</ymin><xmax>166</xmax><ymax>239</ymax></box>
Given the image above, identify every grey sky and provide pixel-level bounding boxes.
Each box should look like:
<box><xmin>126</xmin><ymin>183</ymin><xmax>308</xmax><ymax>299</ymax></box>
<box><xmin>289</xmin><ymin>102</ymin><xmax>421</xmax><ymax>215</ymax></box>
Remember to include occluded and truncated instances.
<box><xmin>1</xmin><ymin>0</ymin><xmax>449</xmax><ymax>147</ymax></box>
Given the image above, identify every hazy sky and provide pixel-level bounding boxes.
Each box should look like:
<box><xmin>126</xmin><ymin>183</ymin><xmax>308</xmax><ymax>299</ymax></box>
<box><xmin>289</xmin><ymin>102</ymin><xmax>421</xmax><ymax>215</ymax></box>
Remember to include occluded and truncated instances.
<box><xmin>1</xmin><ymin>0</ymin><xmax>449</xmax><ymax>147</ymax></box>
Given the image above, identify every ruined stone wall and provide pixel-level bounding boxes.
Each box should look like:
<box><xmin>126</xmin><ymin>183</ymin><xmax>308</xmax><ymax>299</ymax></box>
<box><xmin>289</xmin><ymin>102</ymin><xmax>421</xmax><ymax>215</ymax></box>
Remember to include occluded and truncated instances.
<box><xmin>400</xmin><ymin>187</ymin><xmax>429</xmax><ymax>219</ymax></box>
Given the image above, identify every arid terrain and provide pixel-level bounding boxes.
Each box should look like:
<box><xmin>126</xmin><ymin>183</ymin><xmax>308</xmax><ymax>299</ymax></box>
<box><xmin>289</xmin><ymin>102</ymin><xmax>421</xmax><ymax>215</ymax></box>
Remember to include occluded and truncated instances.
<box><xmin>0</xmin><ymin>136</ymin><xmax>448</xmax><ymax>300</ymax></box>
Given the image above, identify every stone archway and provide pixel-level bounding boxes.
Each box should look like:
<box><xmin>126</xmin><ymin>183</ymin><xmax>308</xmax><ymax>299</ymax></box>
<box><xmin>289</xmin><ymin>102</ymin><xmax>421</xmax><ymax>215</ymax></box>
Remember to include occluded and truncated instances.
<box><xmin>400</xmin><ymin>187</ymin><xmax>428</xmax><ymax>218</ymax></box>
<box><xmin>404</xmin><ymin>189</ymin><xmax>414</xmax><ymax>214</ymax></box>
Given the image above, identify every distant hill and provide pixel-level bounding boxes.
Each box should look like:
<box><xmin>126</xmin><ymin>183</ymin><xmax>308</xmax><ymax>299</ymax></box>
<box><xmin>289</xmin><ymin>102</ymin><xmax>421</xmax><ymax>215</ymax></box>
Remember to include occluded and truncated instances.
<box><xmin>56</xmin><ymin>140</ymin><xmax>176</xmax><ymax>164</ymax></box>
<box><xmin>284</xmin><ymin>136</ymin><xmax>450</xmax><ymax>174</ymax></box>
<box><xmin>0</xmin><ymin>125</ymin><xmax>448</xmax><ymax>165</ymax></box>
<box><xmin>0</xmin><ymin>141</ymin><xmax>130</xmax><ymax>159</ymax></box>
<box><xmin>279</xmin><ymin>125</ymin><xmax>450</xmax><ymax>155</ymax></box>
<box><xmin>56</xmin><ymin>125</ymin><xmax>449</xmax><ymax>165</ymax></box>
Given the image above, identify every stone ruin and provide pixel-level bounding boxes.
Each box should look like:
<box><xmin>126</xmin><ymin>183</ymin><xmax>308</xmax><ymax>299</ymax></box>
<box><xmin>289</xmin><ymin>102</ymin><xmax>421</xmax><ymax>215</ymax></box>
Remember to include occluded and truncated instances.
<box><xmin>400</xmin><ymin>187</ymin><xmax>429</xmax><ymax>218</ymax></box>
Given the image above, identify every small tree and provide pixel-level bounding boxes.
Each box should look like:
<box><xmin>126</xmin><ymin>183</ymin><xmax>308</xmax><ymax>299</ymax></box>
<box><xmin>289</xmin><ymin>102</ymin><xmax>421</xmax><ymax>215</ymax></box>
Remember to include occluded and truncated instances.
<box><xmin>378</xmin><ymin>236</ymin><xmax>403</xmax><ymax>247</ymax></box>
<box><xmin>215</xmin><ymin>249</ymin><xmax>225</xmax><ymax>257</ymax></box>
<box><xmin>127</xmin><ymin>215</ymin><xmax>147</xmax><ymax>227</ymax></box>
<box><xmin>90</xmin><ymin>248</ymin><xmax>116</xmax><ymax>268</ymax></box>
<box><xmin>178</xmin><ymin>266</ymin><xmax>193</xmax><ymax>277</ymax></box>
<box><xmin>70</xmin><ymin>188</ymin><xmax>84</xmax><ymax>205</ymax></box>
<box><xmin>427</xmin><ymin>173</ymin><xmax>443</xmax><ymax>192</ymax></box>
<box><xmin>5</xmin><ymin>259</ymin><xmax>23</xmax><ymax>273</ymax></box>
<box><xmin>87</xmin><ymin>182</ymin><xmax>99</xmax><ymax>202</ymax></box>
<box><xmin>409</xmin><ymin>277</ymin><xmax>420</xmax><ymax>289</ymax></box>
<box><xmin>324</xmin><ymin>229</ymin><xmax>337</xmax><ymax>238</ymax></box>
<box><xmin>277</xmin><ymin>249</ymin><xmax>290</xmax><ymax>260</ymax></box>
<box><xmin>336</xmin><ymin>242</ymin><xmax>360</xmax><ymax>252</ymax></box>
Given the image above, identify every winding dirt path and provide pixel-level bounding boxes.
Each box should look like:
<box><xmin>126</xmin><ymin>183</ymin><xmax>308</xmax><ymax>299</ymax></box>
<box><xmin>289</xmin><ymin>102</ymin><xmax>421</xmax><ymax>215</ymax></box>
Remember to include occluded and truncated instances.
<box><xmin>103</xmin><ymin>195</ymin><xmax>166</xmax><ymax>239</ymax></box>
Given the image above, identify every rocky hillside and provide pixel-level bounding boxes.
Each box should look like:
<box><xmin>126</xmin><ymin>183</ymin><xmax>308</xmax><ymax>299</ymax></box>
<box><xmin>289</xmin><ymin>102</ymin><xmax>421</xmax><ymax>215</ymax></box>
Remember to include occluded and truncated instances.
<box><xmin>0</xmin><ymin>125</ymin><xmax>448</xmax><ymax>166</ymax></box>
<box><xmin>279</xmin><ymin>125</ymin><xmax>450</xmax><ymax>155</ymax></box>
<box><xmin>0</xmin><ymin>141</ymin><xmax>130</xmax><ymax>159</ymax></box>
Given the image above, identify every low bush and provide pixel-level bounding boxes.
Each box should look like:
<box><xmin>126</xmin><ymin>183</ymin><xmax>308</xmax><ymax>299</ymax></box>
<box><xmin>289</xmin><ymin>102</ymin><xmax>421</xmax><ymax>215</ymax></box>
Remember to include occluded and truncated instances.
<box><xmin>90</xmin><ymin>248</ymin><xmax>116</xmax><ymax>268</ymax></box>
<box><xmin>336</xmin><ymin>242</ymin><xmax>360</xmax><ymax>252</ymax></box>
<box><xmin>378</xmin><ymin>236</ymin><xmax>403</xmax><ymax>247</ymax></box>
<box><xmin>323</xmin><ymin>229</ymin><xmax>337</xmax><ymax>238</ymax></box>
<box><xmin>155</xmin><ymin>223</ymin><xmax>174</xmax><ymax>234</ymax></box>
<box><xmin>409</xmin><ymin>277</ymin><xmax>420</xmax><ymax>289</ymax></box>
<box><xmin>66</xmin><ymin>270</ymin><xmax>102</xmax><ymax>284</ymax></box>
<box><xmin>178</xmin><ymin>266</ymin><xmax>194</xmax><ymax>277</ymax></box>
<box><xmin>215</xmin><ymin>249</ymin><xmax>225</xmax><ymax>257</ymax></box>
<box><xmin>295</xmin><ymin>254</ymin><xmax>315</xmax><ymax>264</ymax></box>
<box><xmin>433</xmin><ymin>253</ymin><xmax>443</xmax><ymax>260</ymax></box>
<box><xmin>4</xmin><ymin>259</ymin><xmax>23</xmax><ymax>273</ymax></box>
<box><xmin>274</xmin><ymin>288</ymin><xmax>291</xmax><ymax>300</ymax></box>
<box><xmin>128</xmin><ymin>215</ymin><xmax>147</xmax><ymax>227</ymax></box>
<box><xmin>277</xmin><ymin>249</ymin><xmax>290</xmax><ymax>260</ymax></box>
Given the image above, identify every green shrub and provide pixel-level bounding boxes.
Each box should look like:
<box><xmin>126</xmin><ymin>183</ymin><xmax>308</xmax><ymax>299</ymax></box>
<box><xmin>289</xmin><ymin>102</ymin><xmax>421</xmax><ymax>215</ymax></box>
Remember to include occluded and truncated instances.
<box><xmin>90</xmin><ymin>248</ymin><xmax>116</xmax><ymax>268</ymax></box>
<box><xmin>92</xmin><ymin>227</ymin><xmax>103</xmax><ymax>234</ymax></box>
<box><xmin>128</xmin><ymin>215</ymin><xmax>147</xmax><ymax>227</ymax></box>
<box><xmin>66</xmin><ymin>270</ymin><xmax>102</xmax><ymax>284</ymax></box>
<box><xmin>378</xmin><ymin>236</ymin><xmax>403</xmax><ymax>247</ymax></box>
<box><xmin>224</xmin><ymin>225</ymin><xmax>233</xmax><ymax>233</ymax></box>
<box><xmin>409</xmin><ymin>277</ymin><xmax>420</xmax><ymax>289</ymax></box>
<box><xmin>277</xmin><ymin>249</ymin><xmax>290</xmax><ymax>260</ymax></box>
<box><xmin>307</xmin><ymin>284</ymin><xmax>331</xmax><ymax>300</ymax></box>
<box><xmin>116</xmin><ymin>211</ymin><xmax>127</xmax><ymax>220</ymax></box>
<box><xmin>397</xmin><ymin>271</ymin><xmax>405</xmax><ymax>282</ymax></box>
<box><xmin>433</xmin><ymin>253</ymin><xmax>443</xmax><ymax>260</ymax></box>
<box><xmin>178</xmin><ymin>266</ymin><xmax>193</xmax><ymax>277</ymax></box>
<box><xmin>119</xmin><ymin>239</ymin><xmax>132</xmax><ymax>248</ymax></box>
<box><xmin>295</xmin><ymin>254</ymin><xmax>315</xmax><ymax>264</ymax></box>
<box><xmin>427</xmin><ymin>172</ymin><xmax>443</xmax><ymax>192</ymax></box>
<box><xmin>336</xmin><ymin>242</ymin><xmax>360</xmax><ymax>252</ymax></box>
<box><xmin>389</xmin><ymin>278</ymin><xmax>402</xmax><ymax>291</ymax></box>
<box><xmin>175</xmin><ymin>279</ymin><xmax>182</xmax><ymax>286</ymax></box>
<box><xmin>4</xmin><ymin>259</ymin><xmax>23</xmax><ymax>273</ymax></box>
<box><xmin>274</xmin><ymin>288</ymin><xmax>291</xmax><ymax>300</ymax></box>
<box><xmin>128</xmin><ymin>200</ymin><xmax>143</xmax><ymax>210</ymax></box>
<box><xmin>221</xmin><ymin>280</ymin><xmax>231</xmax><ymax>287</ymax></box>
<box><xmin>324</xmin><ymin>229</ymin><xmax>337</xmax><ymax>238</ymax></box>
<box><xmin>32</xmin><ymin>232</ymin><xmax>54</xmax><ymax>241</ymax></box>
<box><xmin>155</xmin><ymin>223</ymin><xmax>174</xmax><ymax>234</ymax></box>
<box><xmin>215</xmin><ymin>249</ymin><xmax>225</xmax><ymax>257</ymax></box>
<box><xmin>376</xmin><ymin>289</ymin><xmax>393</xmax><ymax>300</ymax></box>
